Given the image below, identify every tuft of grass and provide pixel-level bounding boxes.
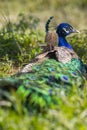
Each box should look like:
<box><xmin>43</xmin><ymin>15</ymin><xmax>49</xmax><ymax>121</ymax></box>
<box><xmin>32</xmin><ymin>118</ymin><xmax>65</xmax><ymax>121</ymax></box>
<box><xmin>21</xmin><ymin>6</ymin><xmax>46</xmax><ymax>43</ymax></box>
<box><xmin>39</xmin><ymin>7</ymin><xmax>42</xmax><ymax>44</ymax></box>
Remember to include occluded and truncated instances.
<box><xmin>0</xmin><ymin>14</ymin><xmax>45</xmax><ymax>76</ymax></box>
<box><xmin>68</xmin><ymin>30</ymin><xmax>87</xmax><ymax>63</ymax></box>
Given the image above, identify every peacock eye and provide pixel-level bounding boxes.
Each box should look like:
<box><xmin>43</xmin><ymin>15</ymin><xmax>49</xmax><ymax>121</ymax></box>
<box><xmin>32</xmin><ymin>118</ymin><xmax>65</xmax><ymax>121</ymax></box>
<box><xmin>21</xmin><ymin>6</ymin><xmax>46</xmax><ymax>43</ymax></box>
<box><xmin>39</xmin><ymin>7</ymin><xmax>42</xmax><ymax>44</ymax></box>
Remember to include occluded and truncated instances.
<box><xmin>63</xmin><ymin>27</ymin><xmax>69</xmax><ymax>33</ymax></box>
<box><xmin>65</xmin><ymin>27</ymin><xmax>69</xmax><ymax>31</ymax></box>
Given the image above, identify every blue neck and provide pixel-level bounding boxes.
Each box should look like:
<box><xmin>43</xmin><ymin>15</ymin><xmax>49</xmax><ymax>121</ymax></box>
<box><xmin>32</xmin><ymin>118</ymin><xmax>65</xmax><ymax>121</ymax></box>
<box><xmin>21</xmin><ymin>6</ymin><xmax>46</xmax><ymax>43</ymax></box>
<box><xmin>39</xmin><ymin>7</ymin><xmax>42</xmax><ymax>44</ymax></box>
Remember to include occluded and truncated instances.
<box><xmin>58</xmin><ymin>36</ymin><xmax>73</xmax><ymax>50</ymax></box>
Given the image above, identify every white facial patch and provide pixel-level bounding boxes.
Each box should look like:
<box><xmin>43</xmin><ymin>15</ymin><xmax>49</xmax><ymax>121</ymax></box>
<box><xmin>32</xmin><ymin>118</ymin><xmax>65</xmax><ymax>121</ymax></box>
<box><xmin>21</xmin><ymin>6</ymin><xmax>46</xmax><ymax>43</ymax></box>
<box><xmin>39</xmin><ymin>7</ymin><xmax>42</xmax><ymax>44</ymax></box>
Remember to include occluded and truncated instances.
<box><xmin>63</xmin><ymin>27</ymin><xmax>69</xmax><ymax>33</ymax></box>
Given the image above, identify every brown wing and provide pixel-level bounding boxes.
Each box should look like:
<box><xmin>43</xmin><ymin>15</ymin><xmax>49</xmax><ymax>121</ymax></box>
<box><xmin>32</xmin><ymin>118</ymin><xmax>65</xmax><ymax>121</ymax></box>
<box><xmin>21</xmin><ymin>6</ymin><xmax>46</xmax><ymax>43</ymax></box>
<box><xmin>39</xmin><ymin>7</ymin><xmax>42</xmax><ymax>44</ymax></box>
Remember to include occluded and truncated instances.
<box><xmin>21</xmin><ymin>47</ymin><xmax>79</xmax><ymax>73</ymax></box>
<box><xmin>21</xmin><ymin>52</ymin><xmax>49</xmax><ymax>73</ymax></box>
<box><xmin>54</xmin><ymin>46</ymin><xmax>79</xmax><ymax>63</ymax></box>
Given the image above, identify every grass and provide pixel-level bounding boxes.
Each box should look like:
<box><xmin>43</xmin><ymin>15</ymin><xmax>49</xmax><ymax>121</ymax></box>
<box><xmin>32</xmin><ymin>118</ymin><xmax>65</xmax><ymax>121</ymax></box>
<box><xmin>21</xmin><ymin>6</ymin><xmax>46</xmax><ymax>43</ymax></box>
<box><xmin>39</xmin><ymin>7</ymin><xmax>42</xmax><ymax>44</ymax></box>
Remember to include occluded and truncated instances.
<box><xmin>0</xmin><ymin>13</ymin><xmax>45</xmax><ymax>76</ymax></box>
<box><xmin>0</xmin><ymin>86</ymin><xmax>87</xmax><ymax>130</ymax></box>
<box><xmin>0</xmin><ymin>0</ymin><xmax>87</xmax><ymax>129</ymax></box>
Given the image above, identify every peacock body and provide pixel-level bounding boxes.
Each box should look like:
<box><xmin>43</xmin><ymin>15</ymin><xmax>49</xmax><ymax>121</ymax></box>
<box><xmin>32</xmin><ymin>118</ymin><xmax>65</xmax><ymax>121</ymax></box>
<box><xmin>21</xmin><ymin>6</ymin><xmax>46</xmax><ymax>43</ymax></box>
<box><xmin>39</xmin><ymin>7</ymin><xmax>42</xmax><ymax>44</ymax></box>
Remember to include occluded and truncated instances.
<box><xmin>0</xmin><ymin>16</ymin><xmax>86</xmax><ymax>111</ymax></box>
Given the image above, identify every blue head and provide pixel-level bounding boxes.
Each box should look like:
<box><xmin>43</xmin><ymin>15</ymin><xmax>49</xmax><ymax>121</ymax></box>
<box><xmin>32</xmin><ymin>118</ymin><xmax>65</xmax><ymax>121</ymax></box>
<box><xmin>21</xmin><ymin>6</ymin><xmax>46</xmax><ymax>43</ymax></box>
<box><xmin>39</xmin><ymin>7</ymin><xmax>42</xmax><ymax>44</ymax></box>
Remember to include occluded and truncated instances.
<box><xmin>56</xmin><ymin>23</ymin><xmax>79</xmax><ymax>49</ymax></box>
<box><xmin>56</xmin><ymin>23</ymin><xmax>79</xmax><ymax>37</ymax></box>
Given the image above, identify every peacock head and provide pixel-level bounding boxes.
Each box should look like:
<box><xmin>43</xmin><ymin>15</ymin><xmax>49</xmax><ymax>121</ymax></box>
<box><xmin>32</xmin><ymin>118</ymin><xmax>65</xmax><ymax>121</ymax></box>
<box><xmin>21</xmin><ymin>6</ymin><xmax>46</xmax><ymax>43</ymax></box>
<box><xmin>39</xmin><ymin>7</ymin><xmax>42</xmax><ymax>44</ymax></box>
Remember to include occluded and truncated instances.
<box><xmin>56</xmin><ymin>23</ymin><xmax>79</xmax><ymax>37</ymax></box>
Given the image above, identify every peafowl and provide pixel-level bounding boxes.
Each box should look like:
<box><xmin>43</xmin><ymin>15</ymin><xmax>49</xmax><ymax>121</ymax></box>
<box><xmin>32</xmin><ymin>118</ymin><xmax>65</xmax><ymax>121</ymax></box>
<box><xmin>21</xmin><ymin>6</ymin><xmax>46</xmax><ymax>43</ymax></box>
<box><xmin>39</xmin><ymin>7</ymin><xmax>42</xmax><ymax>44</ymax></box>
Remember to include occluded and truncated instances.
<box><xmin>0</xmin><ymin>16</ymin><xmax>86</xmax><ymax>111</ymax></box>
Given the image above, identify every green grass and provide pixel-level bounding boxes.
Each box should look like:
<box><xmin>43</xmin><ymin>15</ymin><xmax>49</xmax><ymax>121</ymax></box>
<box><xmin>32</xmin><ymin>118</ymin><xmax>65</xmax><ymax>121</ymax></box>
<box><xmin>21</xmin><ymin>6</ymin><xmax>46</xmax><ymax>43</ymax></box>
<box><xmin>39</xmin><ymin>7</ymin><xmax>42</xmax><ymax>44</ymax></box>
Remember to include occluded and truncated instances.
<box><xmin>0</xmin><ymin>86</ymin><xmax>87</xmax><ymax>130</ymax></box>
<box><xmin>0</xmin><ymin>14</ymin><xmax>45</xmax><ymax>76</ymax></box>
<box><xmin>0</xmin><ymin>1</ymin><xmax>87</xmax><ymax>129</ymax></box>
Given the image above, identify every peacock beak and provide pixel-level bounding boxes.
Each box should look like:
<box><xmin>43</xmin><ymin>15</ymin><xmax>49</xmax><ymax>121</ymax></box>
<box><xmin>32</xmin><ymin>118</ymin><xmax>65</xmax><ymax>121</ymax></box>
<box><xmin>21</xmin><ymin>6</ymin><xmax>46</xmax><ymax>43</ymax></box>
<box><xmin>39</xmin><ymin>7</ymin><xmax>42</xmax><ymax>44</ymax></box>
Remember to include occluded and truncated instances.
<box><xmin>72</xmin><ymin>28</ymin><xmax>80</xmax><ymax>33</ymax></box>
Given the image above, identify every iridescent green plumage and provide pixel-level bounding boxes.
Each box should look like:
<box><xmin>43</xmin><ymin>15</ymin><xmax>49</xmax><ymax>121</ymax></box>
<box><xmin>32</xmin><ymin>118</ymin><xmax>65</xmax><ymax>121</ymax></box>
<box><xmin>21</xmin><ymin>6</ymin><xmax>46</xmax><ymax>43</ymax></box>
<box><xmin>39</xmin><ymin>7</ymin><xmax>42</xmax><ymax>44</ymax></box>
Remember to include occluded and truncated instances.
<box><xmin>0</xmin><ymin>48</ymin><xmax>86</xmax><ymax>111</ymax></box>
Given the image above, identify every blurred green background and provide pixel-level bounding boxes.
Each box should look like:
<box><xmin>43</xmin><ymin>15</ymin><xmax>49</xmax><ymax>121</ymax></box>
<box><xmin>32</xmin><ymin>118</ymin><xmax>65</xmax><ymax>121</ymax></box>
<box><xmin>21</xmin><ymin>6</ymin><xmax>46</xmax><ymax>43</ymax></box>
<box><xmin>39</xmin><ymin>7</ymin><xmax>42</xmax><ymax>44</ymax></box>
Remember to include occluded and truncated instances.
<box><xmin>0</xmin><ymin>0</ymin><xmax>87</xmax><ymax>29</ymax></box>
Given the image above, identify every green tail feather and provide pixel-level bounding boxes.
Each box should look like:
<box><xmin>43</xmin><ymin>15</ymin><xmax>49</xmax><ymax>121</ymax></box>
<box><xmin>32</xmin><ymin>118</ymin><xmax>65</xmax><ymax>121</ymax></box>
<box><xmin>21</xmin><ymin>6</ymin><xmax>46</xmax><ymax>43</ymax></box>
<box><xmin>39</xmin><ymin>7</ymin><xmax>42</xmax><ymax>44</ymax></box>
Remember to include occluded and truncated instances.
<box><xmin>0</xmin><ymin>58</ymin><xmax>86</xmax><ymax>111</ymax></box>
